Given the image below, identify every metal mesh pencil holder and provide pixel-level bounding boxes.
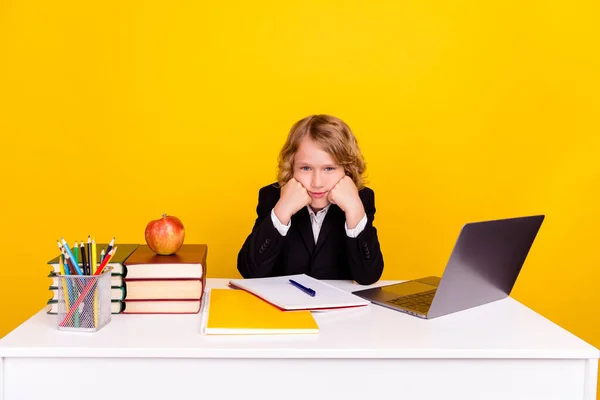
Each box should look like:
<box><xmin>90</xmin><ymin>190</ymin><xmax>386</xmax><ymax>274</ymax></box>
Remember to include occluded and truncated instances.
<box><xmin>56</xmin><ymin>267</ymin><xmax>113</xmax><ymax>332</ymax></box>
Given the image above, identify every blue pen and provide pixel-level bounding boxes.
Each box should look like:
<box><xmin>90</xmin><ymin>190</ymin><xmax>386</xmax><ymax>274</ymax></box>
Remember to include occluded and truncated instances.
<box><xmin>289</xmin><ymin>279</ymin><xmax>316</xmax><ymax>297</ymax></box>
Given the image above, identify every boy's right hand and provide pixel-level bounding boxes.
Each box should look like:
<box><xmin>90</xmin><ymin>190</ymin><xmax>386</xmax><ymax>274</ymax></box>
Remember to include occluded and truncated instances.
<box><xmin>273</xmin><ymin>178</ymin><xmax>311</xmax><ymax>225</ymax></box>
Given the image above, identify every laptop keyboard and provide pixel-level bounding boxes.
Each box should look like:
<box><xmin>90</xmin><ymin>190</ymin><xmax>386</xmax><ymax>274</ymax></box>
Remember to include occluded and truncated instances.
<box><xmin>387</xmin><ymin>289</ymin><xmax>437</xmax><ymax>314</ymax></box>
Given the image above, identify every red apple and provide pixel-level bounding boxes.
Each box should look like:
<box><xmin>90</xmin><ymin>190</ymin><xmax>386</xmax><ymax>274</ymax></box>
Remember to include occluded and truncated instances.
<box><xmin>145</xmin><ymin>214</ymin><xmax>185</xmax><ymax>255</ymax></box>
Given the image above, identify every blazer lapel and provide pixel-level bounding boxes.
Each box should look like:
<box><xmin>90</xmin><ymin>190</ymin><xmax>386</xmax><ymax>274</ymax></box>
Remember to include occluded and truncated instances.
<box><xmin>313</xmin><ymin>205</ymin><xmax>341</xmax><ymax>256</ymax></box>
<box><xmin>294</xmin><ymin>207</ymin><xmax>315</xmax><ymax>255</ymax></box>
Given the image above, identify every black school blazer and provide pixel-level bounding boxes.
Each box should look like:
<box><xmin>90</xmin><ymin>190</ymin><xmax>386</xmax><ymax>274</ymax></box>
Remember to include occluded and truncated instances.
<box><xmin>237</xmin><ymin>183</ymin><xmax>384</xmax><ymax>285</ymax></box>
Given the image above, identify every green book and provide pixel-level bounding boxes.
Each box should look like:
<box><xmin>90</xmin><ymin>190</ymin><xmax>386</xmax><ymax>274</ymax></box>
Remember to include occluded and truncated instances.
<box><xmin>47</xmin><ymin>243</ymin><xmax>140</xmax><ymax>276</ymax></box>
<box><xmin>46</xmin><ymin>299</ymin><xmax>124</xmax><ymax>314</ymax></box>
<box><xmin>49</xmin><ymin>285</ymin><xmax>126</xmax><ymax>301</ymax></box>
<box><xmin>48</xmin><ymin>271</ymin><xmax>124</xmax><ymax>287</ymax></box>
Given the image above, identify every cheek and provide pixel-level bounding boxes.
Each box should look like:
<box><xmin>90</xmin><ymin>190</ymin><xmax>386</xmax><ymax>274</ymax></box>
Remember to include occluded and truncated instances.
<box><xmin>293</xmin><ymin>173</ymin><xmax>310</xmax><ymax>187</ymax></box>
<box><xmin>328</xmin><ymin>170</ymin><xmax>345</xmax><ymax>186</ymax></box>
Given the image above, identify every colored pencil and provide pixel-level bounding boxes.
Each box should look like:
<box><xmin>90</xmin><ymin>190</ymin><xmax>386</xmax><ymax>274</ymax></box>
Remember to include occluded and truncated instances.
<box><xmin>92</xmin><ymin>238</ymin><xmax>97</xmax><ymax>274</ymax></box>
<box><xmin>73</xmin><ymin>241</ymin><xmax>79</xmax><ymax>267</ymax></box>
<box><xmin>92</xmin><ymin>239</ymin><xmax>98</xmax><ymax>327</ymax></box>
<box><xmin>104</xmin><ymin>237</ymin><xmax>115</xmax><ymax>262</ymax></box>
<box><xmin>63</xmin><ymin>252</ymin><xmax>81</xmax><ymax>327</ymax></box>
<box><xmin>79</xmin><ymin>242</ymin><xmax>88</xmax><ymax>275</ymax></box>
<box><xmin>60</xmin><ymin>238</ymin><xmax>84</xmax><ymax>275</ymax></box>
<box><xmin>92</xmin><ymin>239</ymin><xmax>99</xmax><ymax>326</ymax></box>
<box><xmin>59</xmin><ymin>247</ymin><xmax>117</xmax><ymax>327</ymax></box>
<box><xmin>87</xmin><ymin>236</ymin><xmax>92</xmax><ymax>275</ymax></box>
<box><xmin>58</xmin><ymin>252</ymin><xmax>70</xmax><ymax>313</ymax></box>
<box><xmin>57</xmin><ymin>242</ymin><xmax>76</xmax><ymax>315</ymax></box>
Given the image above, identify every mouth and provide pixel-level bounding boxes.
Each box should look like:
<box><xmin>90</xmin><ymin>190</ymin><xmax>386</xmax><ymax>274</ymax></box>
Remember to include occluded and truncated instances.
<box><xmin>310</xmin><ymin>192</ymin><xmax>327</xmax><ymax>199</ymax></box>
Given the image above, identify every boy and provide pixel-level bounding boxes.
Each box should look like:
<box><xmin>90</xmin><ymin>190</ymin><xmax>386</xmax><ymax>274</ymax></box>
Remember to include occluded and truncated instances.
<box><xmin>237</xmin><ymin>114</ymin><xmax>384</xmax><ymax>285</ymax></box>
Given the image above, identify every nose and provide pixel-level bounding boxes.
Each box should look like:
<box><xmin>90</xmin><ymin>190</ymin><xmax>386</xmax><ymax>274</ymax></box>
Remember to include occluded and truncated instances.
<box><xmin>311</xmin><ymin>171</ymin><xmax>323</xmax><ymax>189</ymax></box>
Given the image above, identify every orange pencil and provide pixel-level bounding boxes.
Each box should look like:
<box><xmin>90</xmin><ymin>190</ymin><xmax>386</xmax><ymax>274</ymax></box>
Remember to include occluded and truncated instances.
<box><xmin>95</xmin><ymin>245</ymin><xmax>116</xmax><ymax>275</ymax></box>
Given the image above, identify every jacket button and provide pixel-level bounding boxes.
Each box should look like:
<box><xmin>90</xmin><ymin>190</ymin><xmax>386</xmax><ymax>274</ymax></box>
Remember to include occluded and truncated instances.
<box><xmin>362</xmin><ymin>242</ymin><xmax>368</xmax><ymax>248</ymax></box>
<box><xmin>265</xmin><ymin>238</ymin><xmax>272</xmax><ymax>245</ymax></box>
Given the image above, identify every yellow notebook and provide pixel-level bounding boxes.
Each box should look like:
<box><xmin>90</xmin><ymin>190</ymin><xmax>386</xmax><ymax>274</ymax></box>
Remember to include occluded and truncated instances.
<box><xmin>205</xmin><ymin>289</ymin><xmax>319</xmax><ymax>335</ymax></box>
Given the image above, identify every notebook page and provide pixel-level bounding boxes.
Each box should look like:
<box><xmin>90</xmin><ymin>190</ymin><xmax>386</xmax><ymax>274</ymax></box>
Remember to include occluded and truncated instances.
<box><xmin>229</xmin><ymin>274</ymin><xmax>371</xmax><ymax>310</ymax></box>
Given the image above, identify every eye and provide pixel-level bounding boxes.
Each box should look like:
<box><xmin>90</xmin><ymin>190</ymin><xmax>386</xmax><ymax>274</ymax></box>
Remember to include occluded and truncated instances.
<box><xmin>325</xmin><ymin>167</ymin><xmax>337</xmax><ymax>172</ymax></box>
<box><xmin>299</xmin><ymin>166</ymin><xmax>311</xmax><ymax>171</ymax></box>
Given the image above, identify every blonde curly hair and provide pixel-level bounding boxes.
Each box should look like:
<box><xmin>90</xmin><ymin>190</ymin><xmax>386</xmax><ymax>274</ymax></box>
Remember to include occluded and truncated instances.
<box><xmin>276</xmin><ymin>114</ymin><xmax>367</xmax><ymax>190</ymax></box>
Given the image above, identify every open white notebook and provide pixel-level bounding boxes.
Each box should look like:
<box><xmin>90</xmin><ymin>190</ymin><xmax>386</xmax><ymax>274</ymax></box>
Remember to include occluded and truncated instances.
<box><xmin>228</xmin><ymin>274</ymin><xmax>371</xmax><ymax>311</ymax></box>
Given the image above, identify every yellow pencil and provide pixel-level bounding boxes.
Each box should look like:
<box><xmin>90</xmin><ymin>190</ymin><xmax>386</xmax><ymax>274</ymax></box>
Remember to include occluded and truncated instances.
<box><xmin>91</xmin><ymin>239</ymin><xmax>98</xmax><ymax>327</ymax></box>
<box><xmin>92</xmin><ymin>238</ymin><xmax>97</xmax><ymax>274</ymax></box>
<box><xmin>93</xmin><ymin>293</ymin><xmax>98</xmax><ymax>327</ymax></box>
<box><xmin>59</xmin><ymin>251</ymin><xmax>70</xmax><ymax>313</ymax></box>
<box><xmin>92</xmin><ymin>239</ymin><xmax>98</xmax><ymax>328</ymax></box>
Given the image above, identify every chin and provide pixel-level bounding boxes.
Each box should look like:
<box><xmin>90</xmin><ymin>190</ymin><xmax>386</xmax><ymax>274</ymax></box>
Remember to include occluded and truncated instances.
<box><xmin>310</xmin><ymin>199</ymin><xmax>330</xmax><ymax>210</ymax></box>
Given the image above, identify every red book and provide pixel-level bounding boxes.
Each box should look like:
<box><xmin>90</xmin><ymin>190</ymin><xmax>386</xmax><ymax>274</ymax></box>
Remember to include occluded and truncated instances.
<box><xmin>123</xmin><ymin>244</ymin><xmax>207</xmax><ymax>280</ymax></box>
<box><xmin>122</xmin><ymin>299</ymin><xmax>202</xmax><ymax>314</ymax></box>
<box><xmin>122</xmin><ymin>244</ymin><xmax>208</xmax><ymax>314</ymax></box>
<box><xmin>125</xmin><ymin>279</ymin><xmax>203</xmax><ymax>300</ymax></box>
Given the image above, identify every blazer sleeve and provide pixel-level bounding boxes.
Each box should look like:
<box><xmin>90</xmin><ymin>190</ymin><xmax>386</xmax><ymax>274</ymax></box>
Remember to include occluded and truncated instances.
<box><xmin>345</xmin><ymin>188</ymin><xmax>384</xmax><ymax>285</ymax></box>
<box><xmin>237</xmin><ymin>186</ymin><xmax>285</xmax><ymax>278</ymax></box>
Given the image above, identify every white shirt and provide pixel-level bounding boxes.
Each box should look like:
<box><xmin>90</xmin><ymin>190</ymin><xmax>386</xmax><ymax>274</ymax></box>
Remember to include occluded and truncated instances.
<box><xmin>270</xmin><ymin>205</ymin><xmax>367</xmax><ymax>243</ymax></box>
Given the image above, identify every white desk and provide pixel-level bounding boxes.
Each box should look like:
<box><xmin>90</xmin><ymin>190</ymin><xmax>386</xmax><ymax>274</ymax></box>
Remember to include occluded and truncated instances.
<box><xmin>1</xmin><ymin>279</ymin><xmax>598</xmax><ymax>400</ymax></box>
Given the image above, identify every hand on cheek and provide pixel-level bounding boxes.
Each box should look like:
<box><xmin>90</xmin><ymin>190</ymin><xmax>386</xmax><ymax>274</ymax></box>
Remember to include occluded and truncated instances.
<box><xmin>328</xmin><ymin>176</ymin><xmax>365</xmax><ymax>228</ymax></box>
<box><xmin>274</xmin><ymin>178</ymin><xmax>311</xmax><ymax>225</ymax></box>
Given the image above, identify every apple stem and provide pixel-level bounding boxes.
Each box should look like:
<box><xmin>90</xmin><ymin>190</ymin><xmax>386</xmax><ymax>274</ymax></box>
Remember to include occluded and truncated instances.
<box><xmin>162</xmin><ymin>213</ymin><xmax>166</xmax><ymax>218</ymax></box>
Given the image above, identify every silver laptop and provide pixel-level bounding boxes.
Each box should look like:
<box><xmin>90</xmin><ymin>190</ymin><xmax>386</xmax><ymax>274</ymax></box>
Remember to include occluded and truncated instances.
<box><xmin>353</xmin><ymin>215</ymin><xmax>545</xmax><ymax>319</ymax></box>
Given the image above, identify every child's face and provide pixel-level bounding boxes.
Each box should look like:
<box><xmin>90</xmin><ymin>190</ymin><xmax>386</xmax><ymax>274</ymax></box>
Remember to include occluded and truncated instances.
<box><xmin>293</xmin><ymin>135</ymin><xmax>345</xmax><ymax>211</ymax></box>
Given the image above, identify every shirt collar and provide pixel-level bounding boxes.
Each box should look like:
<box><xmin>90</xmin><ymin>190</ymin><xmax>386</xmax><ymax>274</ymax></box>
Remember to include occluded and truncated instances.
<box><xmin>306</xmin><ymin>204</ymin><xmax>331</xmax><ymax>219</ymax></box>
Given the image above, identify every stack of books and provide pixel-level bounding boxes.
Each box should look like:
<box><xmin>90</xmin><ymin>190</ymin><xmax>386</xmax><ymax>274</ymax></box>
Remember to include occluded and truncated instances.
<box><xmin>121</xmin><ymin>244</ymin><xmax>207</xmax><ymax>314</ymax></box>
<box><xmin>46</xmin><ymin>243</ymin><xmax>140</xmax><ymax>315</ymax></box>
<box><xmin>46</xmin><ymin>243</ymin><xmax>207</xmax><ymax>315</ymax></box>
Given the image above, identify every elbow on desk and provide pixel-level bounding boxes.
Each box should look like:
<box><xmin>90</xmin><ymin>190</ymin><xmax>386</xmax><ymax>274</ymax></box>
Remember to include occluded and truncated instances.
<box><xmin>353</xmin><ymin>274</ymin><xmax>382</xmax><ymax>286</ymax></box>
<box><xmin>236</xmin><ymin>254</ymin><xmax>273</xmax><ymax>279</ymax></box>
<box><xmin>352</xmin><ymin>265</ymin><xmax>384</xmax><ymax>286</ymax></box>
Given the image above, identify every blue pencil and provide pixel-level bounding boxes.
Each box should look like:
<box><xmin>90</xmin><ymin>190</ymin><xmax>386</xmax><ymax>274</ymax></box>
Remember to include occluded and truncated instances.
<box><xmin>56</xmin><ymin>240</ymin><xmax>75</xmax><ymax>298</ymax></box>
<box><xmin>64</xmin><ymin>253</ymin><xmax>81</xmax><ymax>328</ymax></box>
<box><xmin>60</xmin><ymin>238</ymin><xmax>84</xmax><ymax>275</ymax></box>
<box><xmin>58</xmin><ymin>249</ymin><xmax>79</xmax><ymax>328</ymax></box>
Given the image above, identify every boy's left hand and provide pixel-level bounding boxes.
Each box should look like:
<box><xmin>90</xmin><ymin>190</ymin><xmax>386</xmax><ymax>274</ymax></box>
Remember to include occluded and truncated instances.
<box><xmin>328</xmin><ymin>176</ymin><xmax>365</xmax><ymax>228</ymax></box>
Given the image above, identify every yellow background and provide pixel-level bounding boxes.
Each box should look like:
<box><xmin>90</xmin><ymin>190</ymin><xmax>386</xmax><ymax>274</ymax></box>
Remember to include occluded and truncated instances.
<box><xmin>1</xmin><ymin>0</ymin><xmax>598</xmax><ymax>389</ymax></box>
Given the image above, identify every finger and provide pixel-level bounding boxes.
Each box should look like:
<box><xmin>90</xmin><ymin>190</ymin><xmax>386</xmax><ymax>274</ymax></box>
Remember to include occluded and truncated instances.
<box><xmin>298</xmin><ymin>183</ymin><xmax>309</xmax><ymax>195</ymax></box>
<box><xmin>327</xmin><ymin>189</ymin><xmax>336</xmax><ymax>204</ymax></box>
